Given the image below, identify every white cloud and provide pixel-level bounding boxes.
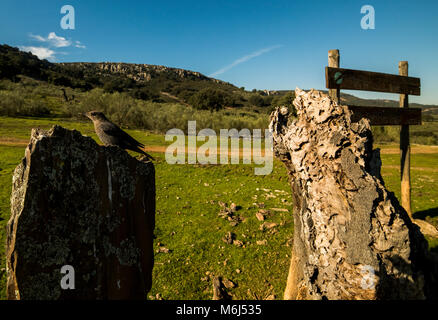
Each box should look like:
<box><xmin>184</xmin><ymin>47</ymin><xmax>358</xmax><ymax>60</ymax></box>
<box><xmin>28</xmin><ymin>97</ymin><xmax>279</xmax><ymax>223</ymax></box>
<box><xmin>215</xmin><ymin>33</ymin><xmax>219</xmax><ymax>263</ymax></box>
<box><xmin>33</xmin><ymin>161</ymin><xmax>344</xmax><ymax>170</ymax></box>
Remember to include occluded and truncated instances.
<box><xmin>24</xmin><ymin>32</ymin><xmax>85</xmax><ymax>59</ymax></box>
<box><xmin>47</xmin><ymin>32</ymin><xmax>71</xmax><ymax>47</ymax></box>
<box><xmin>19</xmin><ymin>46</ymin><xmax>56</xmax><ymax>61</ymax></box>
<box><xmin>29</xmin><ymin>32</ymin><xmax>72</xmax><ymax>48</ymax></box>
<box><xmin>29</xmin><ymin>34</ymin><xmax>46</xmax><ymax>42</ymax></box>
<box><xmin>209</xmin><ymin>45</ymin><xmax>283</xmax><ymax>77</ymax></box>
<box><xmin>75</xmin><ymin>41</ymin><xmax>86</xmax><ymax>49</ymax></box>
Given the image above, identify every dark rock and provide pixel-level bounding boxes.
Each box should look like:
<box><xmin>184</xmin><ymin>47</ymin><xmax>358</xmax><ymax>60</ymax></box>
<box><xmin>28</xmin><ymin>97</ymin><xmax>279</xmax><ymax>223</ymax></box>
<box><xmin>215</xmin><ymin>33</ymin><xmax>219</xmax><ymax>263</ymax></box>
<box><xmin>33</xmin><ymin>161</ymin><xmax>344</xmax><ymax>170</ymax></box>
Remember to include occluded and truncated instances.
<box><xmin>222</xmin><ymin>232</ymin><xmax>235</xmax><ymax>245</ymax></box>
<box><xmin>6</xmin><ymin>125</ymin><xmax>155</xmax><ymax>300</ymax></box>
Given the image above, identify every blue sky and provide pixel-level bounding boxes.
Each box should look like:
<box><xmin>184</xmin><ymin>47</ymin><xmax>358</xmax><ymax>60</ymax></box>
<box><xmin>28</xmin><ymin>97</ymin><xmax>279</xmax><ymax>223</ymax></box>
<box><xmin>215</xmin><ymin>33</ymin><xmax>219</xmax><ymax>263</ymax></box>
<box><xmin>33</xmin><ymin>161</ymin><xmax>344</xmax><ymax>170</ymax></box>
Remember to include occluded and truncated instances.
<box><xmin>1</xmin><ymin>0</ymin><xmax>437</xmax><ymax>104</ymax></box>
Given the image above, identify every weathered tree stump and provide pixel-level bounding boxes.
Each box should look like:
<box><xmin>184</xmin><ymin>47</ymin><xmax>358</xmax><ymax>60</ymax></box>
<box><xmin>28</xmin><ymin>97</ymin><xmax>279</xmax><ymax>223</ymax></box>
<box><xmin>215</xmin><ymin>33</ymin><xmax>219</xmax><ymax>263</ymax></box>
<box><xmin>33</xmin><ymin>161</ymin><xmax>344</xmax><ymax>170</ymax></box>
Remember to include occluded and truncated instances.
<box><xmin>269</xmin><ymin>88</ymin><xmax>437</xmax><ymax>300</ymax></box>
<box><xmin>6</xmin><ymin>125</ymin><xmax>155</xmax><ymax>300</ymax></box>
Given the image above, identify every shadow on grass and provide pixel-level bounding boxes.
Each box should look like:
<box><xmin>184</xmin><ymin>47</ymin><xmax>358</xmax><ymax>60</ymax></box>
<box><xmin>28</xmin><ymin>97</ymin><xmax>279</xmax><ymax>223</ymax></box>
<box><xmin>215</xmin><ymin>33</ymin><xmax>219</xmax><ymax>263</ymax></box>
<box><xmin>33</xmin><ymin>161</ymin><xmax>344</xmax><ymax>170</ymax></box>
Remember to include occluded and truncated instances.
<box><xmin>413</xmin><ymin>207</ymin><xmax>438</xmax><ymax>220</ymax></box>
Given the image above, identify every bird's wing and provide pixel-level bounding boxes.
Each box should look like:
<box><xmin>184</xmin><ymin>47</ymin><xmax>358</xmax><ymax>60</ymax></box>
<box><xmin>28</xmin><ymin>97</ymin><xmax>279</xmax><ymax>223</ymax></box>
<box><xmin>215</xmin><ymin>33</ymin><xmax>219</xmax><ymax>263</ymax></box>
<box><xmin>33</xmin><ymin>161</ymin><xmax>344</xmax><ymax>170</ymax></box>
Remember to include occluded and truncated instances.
<box><xmin>101</xmin><ymin>122</ymin><xmax>145</xmax><ymax>148</ymax></box>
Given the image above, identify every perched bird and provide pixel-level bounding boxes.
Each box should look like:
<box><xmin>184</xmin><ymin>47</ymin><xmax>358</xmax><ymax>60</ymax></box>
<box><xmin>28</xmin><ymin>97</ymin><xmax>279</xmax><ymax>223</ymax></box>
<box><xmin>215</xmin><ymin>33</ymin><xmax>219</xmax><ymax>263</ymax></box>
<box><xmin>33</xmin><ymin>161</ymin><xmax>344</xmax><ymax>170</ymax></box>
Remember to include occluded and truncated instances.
<box><xmin>85</xmin><ymin>111</ymin><xmax>154</xmax><ymax>160</ymax></box>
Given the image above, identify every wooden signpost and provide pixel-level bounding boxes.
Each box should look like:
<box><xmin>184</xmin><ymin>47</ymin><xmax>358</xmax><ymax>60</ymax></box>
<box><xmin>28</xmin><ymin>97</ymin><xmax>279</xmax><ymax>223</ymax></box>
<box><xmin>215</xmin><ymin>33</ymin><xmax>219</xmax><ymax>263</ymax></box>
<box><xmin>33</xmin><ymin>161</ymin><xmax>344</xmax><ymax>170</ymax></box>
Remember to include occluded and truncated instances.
<box><xmin>325</xmin><ymin>49</ymin><xmax>422</xmax><ymax>217</ymax></box>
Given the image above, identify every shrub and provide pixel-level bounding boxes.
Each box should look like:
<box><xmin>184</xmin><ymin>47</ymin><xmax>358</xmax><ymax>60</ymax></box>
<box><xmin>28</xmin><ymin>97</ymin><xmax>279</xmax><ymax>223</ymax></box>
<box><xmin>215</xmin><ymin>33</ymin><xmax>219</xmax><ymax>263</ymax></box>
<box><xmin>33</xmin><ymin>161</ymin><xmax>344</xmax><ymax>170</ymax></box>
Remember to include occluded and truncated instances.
<box><xmin>371</xmin><ymin>126</ymin><xmax>399</xmax><ymax>144</ymax></box>
<box><xmin>130</xmin><ymin>87</ymin><xmax>160</xmax><ymax>101</ymax></box>
<box><xmin>49</xmin><ymin>74</ymin><xmax>72</xmax><ymax>87</ymax></box>
<box><xmin>0</xmin><ymin>91</ymin><xmax>25</xmax><ymax>116</ymax></box>
<box><xmin>189</xmin><ymin>88</ymin><xmax>231</xmax><ymax>111</ymax></box>
<box><xmin>248</xmin><ymin>94</ymin><xmax>265</xmax><ymax>107</ymax></box>
<box><xmin>0</xmin><ymin>90</ymin><xmax>50</xmax><ymax>116</ymax></box>
<box><xmin>270</xmin><ymin>91</ymin><xmax>297</xmax><ymax>116</ymax></box>
<box><xmin>103</xmin><ymin>78</ymin><xmax>135</xmax><ymax>93</ymax></box>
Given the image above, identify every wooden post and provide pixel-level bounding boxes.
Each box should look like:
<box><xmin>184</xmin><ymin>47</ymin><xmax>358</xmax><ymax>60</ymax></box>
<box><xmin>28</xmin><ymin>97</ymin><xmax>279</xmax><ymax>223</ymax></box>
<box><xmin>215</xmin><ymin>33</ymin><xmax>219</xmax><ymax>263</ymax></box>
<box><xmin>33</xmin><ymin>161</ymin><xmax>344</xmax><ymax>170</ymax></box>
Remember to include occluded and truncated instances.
<box><xmin>399</xmin><ymin>61</ymin><xmax>412</xmax><ymax>218</ymax></box>
<box><xmin>328</xmin><ymin>49</ymin><xmax>340</xmax><ymax>104</ymax></box>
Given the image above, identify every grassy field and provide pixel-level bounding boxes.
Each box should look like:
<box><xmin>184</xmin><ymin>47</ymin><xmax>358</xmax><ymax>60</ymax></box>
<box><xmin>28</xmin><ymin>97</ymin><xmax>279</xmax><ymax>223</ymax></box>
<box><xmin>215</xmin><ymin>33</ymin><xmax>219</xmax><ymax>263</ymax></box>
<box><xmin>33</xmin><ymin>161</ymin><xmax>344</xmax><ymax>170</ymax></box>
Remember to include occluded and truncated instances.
<box><xmin>0</xmin><ymin>116</ymin><xmax>437</xmax><ymax>300</ymax></box>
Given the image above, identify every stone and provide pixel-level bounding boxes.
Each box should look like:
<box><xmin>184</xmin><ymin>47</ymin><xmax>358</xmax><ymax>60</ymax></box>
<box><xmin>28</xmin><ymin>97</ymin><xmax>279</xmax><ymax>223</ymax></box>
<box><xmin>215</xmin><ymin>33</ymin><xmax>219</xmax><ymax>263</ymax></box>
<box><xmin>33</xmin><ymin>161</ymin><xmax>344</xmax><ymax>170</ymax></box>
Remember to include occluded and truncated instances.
<box><xmin>233</xmin><ymin>240</ymin><xmax>243</xmax><ymax>247</ymax></box>
<box><xmin>212</xmin><ymin>276</ymin><xmax>225</xmax><ymax>300</ymax></box>
<box><xmin>270</xmin><ymin>88</ymin><xmax>437</xmax><ymax>300</ymax></box>
<box><xmin>259</xmin><ymin>222</ymin><xmax>278</xmax><ymax>231</ymax></box>
<box><xmin>222</xmin><ymin>232</ymin><xmax>235</xmax><ymax>245</ymax></box>
<box><xmin>6</xmin><ymin>125</ymin><xmax>155</xmax><ymax>300</ymax></box>
<box><xmin>157</xmin><ymin>247</ymin><xmax>170</xmax><ymax>254</ymax></box>
<box><xmin>269</xmin><ymin>208</ymin><xmax>289</xmax><ymax>212</ymax></box>
<box><xmin>255</xmin><ymin>212</ymin><xmax>265</xmax><ymax>221</ymax></box>
<box><xmin>222</xmin><ymin>278</ymin><xmax>236</xmax><ymax>289</ymax></box>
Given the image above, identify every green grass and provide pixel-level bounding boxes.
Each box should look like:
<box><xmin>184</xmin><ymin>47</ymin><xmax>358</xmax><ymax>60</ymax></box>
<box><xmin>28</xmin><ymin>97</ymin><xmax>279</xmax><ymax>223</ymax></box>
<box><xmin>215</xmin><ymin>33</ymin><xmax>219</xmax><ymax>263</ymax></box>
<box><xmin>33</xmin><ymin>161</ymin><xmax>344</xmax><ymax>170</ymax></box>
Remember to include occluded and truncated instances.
<box><xmin>0</xmin><ymin>116</ymin><xmax>437</xmax><ymax>300</ymax></box>
<box><xmin>150</xmin><ymin>160</ymin><xmax>293</xmax><ymax>300</ymax></box>
<box><xmin>0</xmin><ymin>145</ymin><xmax>23</xmax><ymax>299</ymax></box>
<box><xmin>380</xmin><ymin>153</ymin><xmax>438</xmax><ymax>213</ymax></box>
<box><xmin>0</xmin><ymin>116</ymin><xmax>265</xmax><ymax>149</ymax></box>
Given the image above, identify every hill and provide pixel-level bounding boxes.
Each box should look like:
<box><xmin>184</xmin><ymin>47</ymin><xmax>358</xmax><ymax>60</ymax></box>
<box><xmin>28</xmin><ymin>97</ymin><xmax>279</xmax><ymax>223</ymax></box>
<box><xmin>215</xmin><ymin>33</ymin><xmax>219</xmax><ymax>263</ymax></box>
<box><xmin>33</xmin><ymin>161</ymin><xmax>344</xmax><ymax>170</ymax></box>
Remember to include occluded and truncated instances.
<box><xmin>0</xmin><ymin>44</ymin><xmax>243</xmax><ymax>105</ymax></box>
<box><xmin>1</xmin><ymin>43</ymin><xmax>438</xmax><ymax>119</ymax></box>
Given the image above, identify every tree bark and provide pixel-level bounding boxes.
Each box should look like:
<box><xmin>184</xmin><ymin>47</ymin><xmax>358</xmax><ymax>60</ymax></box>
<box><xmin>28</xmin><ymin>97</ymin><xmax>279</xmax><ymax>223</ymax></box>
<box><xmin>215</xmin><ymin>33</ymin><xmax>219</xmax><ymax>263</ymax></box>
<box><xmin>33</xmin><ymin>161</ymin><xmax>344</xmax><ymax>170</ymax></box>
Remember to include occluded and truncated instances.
<box><xmin>270</xmin><ymin>88</ymin><xmax>437</xmax><ymax>300</ymax></box>
<box><xmin>6</xmin><ymin>125</ymin><xmax>155</xmax><ymax>300</ymax></box>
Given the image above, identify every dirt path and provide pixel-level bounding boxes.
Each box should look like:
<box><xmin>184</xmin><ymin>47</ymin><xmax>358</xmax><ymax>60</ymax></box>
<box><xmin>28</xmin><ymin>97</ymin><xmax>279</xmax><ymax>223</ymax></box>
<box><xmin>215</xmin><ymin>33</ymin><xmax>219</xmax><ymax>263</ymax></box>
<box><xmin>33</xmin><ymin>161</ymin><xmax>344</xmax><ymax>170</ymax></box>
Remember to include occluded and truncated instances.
<box><xmin>379</xmin><ymin>145</ymin><xmax>438</xmax><ymax>154</ymax></box>
<box><xmin>2</xmin><ymin>137</ymin><xmax>437</xmax><ymax>158</ymax></box>
<box><xmin>0</xmin><ymin>137</ymin><xmax>29</xmax><ymax>146</ymax></box>
<box><xmin>382</xmin><ymin>165</ymin><xmax>438</xmax><ymax>172</ymax></box>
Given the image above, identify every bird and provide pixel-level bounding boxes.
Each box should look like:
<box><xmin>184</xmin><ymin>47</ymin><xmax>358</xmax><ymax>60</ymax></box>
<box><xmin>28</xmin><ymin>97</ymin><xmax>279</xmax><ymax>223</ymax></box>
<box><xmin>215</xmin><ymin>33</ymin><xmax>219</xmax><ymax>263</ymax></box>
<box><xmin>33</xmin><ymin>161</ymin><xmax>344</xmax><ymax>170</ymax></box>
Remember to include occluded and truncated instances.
<box><xmin>84</xmin><ymin>110</ymin><xmax>154</xmax><ymax>161</ymax></box>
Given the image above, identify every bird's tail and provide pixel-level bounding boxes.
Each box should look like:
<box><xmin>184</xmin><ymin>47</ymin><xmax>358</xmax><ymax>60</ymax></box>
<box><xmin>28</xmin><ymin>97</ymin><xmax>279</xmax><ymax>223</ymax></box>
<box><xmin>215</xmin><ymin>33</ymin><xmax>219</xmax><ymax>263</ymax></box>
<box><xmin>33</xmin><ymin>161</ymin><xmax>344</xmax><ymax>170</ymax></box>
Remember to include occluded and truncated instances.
<box><xmin>139</xmin><ymin>148</ymin><xmax>155</xmax><ymax>161</ymax></box>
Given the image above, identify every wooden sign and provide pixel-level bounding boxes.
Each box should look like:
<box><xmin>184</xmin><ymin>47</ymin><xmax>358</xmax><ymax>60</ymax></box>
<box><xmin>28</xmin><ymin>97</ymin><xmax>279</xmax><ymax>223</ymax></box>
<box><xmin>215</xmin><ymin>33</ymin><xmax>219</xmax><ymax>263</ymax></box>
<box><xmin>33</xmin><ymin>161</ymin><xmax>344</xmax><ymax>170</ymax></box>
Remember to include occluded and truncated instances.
<box><xmin>326</xmin><ymin>67</ymin><xmax>421</xmax><ymax>95</ymax></box>
<box><xmin>348</xmin><ymin>105</ymin><xmax>422</xmax><ymax>126</ymax></box>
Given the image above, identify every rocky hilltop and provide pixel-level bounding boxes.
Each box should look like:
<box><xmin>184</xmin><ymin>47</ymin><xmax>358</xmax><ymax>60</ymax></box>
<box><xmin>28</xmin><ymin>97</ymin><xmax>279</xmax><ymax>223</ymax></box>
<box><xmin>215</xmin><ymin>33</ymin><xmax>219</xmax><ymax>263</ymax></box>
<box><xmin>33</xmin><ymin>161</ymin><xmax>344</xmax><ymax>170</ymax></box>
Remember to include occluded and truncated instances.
<box><xmin>58</xmin><ymin>62</ymin><xmax>224</xmax><ymax>84</ymax></box>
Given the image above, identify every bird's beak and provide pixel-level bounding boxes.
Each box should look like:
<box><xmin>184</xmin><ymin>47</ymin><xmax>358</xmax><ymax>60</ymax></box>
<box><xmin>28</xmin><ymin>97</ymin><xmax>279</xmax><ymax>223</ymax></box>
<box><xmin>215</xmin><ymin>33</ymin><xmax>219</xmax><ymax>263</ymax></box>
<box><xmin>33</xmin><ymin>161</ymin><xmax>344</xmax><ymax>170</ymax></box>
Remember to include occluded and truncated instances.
<box><xmin>83</xmin><ymin>112</ymin><xmax>90</xmax><ymax>119</ymax></box>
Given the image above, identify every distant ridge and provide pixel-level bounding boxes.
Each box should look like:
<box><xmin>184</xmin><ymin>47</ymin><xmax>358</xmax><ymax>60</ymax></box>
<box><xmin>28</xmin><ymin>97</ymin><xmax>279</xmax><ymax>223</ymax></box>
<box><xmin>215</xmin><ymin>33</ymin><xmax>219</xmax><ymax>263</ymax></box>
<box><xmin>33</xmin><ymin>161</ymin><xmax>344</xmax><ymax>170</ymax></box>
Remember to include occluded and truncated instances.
<box><xmin>58</xmin><ymin>62</ymin><xmax>226</xmax><ymax>84</ymax></box>
<box><xmin>1</xmin><ymin>44</ymin><xmax>437</xmax><ymax>115</ymax></box>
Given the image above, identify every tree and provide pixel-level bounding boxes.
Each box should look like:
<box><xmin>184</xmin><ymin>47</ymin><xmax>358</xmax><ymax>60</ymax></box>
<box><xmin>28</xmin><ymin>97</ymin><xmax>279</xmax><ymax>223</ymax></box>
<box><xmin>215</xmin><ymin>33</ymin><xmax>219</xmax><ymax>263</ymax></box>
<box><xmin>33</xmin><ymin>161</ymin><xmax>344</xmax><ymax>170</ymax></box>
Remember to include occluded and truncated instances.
<box><xmin>263</xmin><ymin>95</ymin><xmax>274</xmax><ymax>106</ymax></box>
<box><xmin>131</xmin><ymin>87</ymin><xmax>159</xmax><ymax>101</ymax></box>
<box><xmin>271</xmin><ymin>91</ymin><xmax>297</xmax><ymax>115</ymax></box>
<box><xmin>0</xmin><ymin>55</ymin><xmax>18</xmax><ymax>80</ymax></box>
<box><xmin>248</xmin><ymin>94</ymin><xmax>265</xmax><ymax>107</ymax></box>
<box><xmin>103</xmin><ymin>78</ymin><xmax>135</xmax><ymax>93</ymax></box>
<box><xmin>189</xmin><ymin>88</ymin><xmax>231</xmax><ymax>111</ymax></box>
<box><xmin>49</xmin><ymin>74</ymin><xmax>72</xmax><ymax>87</ymax></box>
